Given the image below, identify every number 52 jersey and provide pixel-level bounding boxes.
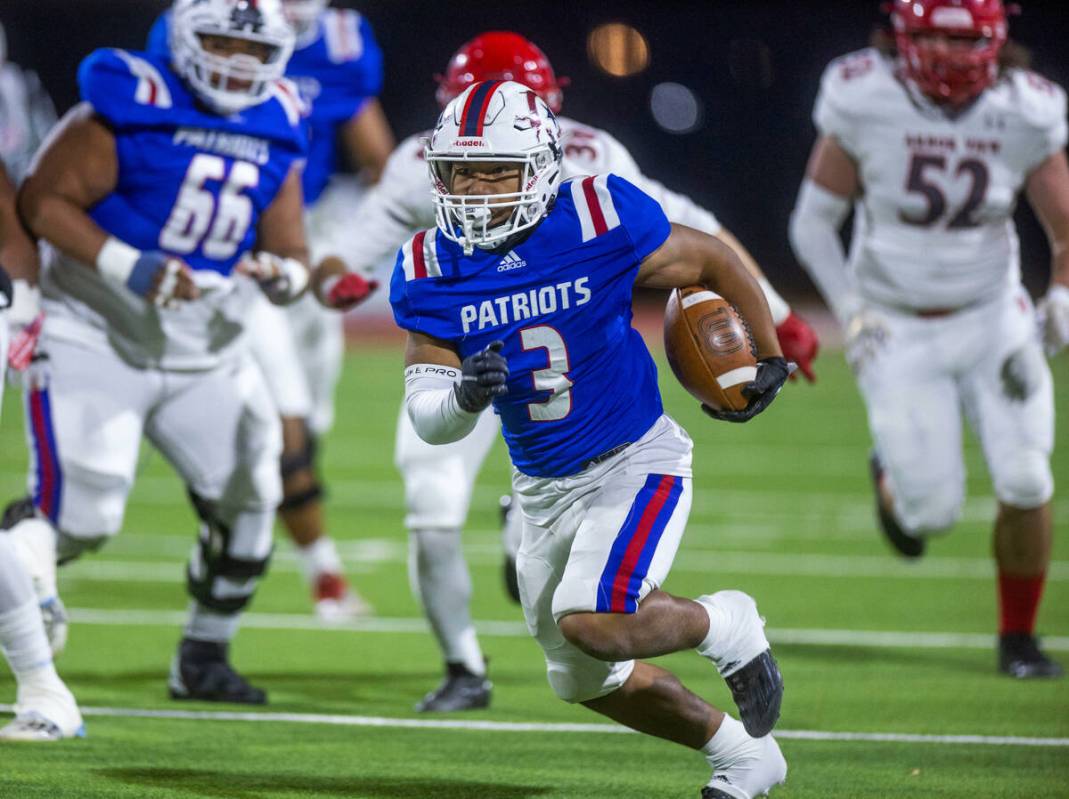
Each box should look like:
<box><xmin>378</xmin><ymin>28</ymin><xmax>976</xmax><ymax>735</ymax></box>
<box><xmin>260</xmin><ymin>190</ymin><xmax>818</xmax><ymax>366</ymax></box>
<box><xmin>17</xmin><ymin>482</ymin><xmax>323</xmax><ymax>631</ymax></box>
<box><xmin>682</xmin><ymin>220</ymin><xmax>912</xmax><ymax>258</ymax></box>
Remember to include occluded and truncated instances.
<box><xmin>815</xmin><ymin>48</ymin><xmax>1067</xmax><ymax>312</ymax></box>
<box><xmin>390</xmin><ymin>174</ymin><xmax>671</xmax><ymax>479</ymax></box>
<box><xmin>41</xmin><ymin>48</ymin><xmax>308</xmax><ymax>371</ymax></box>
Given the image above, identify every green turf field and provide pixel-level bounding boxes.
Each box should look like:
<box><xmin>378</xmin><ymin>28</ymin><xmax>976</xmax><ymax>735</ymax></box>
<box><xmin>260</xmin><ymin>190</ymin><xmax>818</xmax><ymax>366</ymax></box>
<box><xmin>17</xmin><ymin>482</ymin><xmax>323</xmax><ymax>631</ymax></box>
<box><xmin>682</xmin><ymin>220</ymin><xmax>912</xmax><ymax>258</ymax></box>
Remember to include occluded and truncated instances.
<box><xmin>1</xmin><ymin>345</ymin><xmax>1067</xmax><ymax>798</ymax></box>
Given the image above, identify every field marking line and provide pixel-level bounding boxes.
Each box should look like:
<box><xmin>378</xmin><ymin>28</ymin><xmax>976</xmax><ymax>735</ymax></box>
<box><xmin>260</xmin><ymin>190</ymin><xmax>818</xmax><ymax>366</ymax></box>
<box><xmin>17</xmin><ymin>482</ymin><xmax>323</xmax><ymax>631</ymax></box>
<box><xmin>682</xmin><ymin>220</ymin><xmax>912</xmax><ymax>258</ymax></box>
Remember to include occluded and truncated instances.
<box><xmin>0</xmin><ymin>704</ymin><xmax>1064</xmax><ymax>747</ymax></box>
<box><xmin>63</xmin><ymin>608</ymin><xmax>1069</xmax><ymax>651</ymax></box>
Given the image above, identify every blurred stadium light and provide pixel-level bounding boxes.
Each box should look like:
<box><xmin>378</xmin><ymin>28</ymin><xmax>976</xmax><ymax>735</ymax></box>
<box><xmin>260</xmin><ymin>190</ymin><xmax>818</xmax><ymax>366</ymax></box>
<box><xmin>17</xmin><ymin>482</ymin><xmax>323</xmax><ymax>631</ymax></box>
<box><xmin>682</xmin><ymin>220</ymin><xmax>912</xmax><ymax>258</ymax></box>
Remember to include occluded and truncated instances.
<box><xmin>650</xmin><ymin>82</ymin><xmax>703</xmax><ymax>134</ymax></box>
<box><xmin>587</xmin><ymin>22</ymin><xmax>649</xmax><ymax>77</ymax></box>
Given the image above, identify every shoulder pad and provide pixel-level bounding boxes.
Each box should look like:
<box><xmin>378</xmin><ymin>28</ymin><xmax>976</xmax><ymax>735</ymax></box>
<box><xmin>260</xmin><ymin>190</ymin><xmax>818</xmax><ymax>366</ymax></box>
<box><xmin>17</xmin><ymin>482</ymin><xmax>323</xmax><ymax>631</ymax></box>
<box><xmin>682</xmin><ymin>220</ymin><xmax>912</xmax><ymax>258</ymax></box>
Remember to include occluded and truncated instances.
<box><xmin>322</xmin><ymin>9</ymin><xmax>371</xmax><ymax>65</ymax></box>
<box><xmin>566</xmin><ymin>174</ymin><xmax>622</xmax><ymax>242</ymax></box>
<box><xmin>400</xmin><ymin>229</ymin><xmax>444</xmax><ymax>280</ymax></box>
<box><xmin>268</xmin><ymin>77</ymin><xmax>309</xmax><ymax>127</ymax></box>
<box><xmin>1005</xmin><ymin>69</ymin><xmax>1068</xmax><ymax>132</ymax></box>
<box><xmin>819</xmin><ymin>48</ymin><xmax>892</xmax><ymax>109</ymax></box>
<box><xmin>79</xmin><ymin>49</ymin><xmax>174</xmax><ymax>118</ymax></box>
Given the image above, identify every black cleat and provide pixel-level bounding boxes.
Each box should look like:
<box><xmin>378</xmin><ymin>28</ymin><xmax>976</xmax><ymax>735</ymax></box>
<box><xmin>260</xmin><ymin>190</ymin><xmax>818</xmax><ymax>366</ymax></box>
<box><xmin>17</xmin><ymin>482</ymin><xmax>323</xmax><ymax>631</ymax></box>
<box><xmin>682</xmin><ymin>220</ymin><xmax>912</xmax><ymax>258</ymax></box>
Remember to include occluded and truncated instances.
<box><xmin>168</xmin><ymin>638</ymin><xmax>267</xmax><ymax>704</ymax></box>
<box><xmin>415</xmin><ymin>662</ymin><xmax>492</xmax><ymax>713</ymax></box>
<box><xmin>869</xmin><ymin>453</ymin><xmax>925</xmax><ymax>559</ymax></box>
<box><xmin>999</xmin><ymin>633</ymin><xmax>1064</xmax><ymax>679</ymax></box>
<box><xmin>701</xmin><ymin>789</ymin><xmax>734</xmax><ymax>799</ymax></box>
<box><xmin>0</xmin><ymin>496</ymin><xmax>35</xmax><ymax>530</ymax></box>
<box><xmin>725</xmin><ymin>650</ymin><xmax>784</xmax><ymax>739</ymax></box>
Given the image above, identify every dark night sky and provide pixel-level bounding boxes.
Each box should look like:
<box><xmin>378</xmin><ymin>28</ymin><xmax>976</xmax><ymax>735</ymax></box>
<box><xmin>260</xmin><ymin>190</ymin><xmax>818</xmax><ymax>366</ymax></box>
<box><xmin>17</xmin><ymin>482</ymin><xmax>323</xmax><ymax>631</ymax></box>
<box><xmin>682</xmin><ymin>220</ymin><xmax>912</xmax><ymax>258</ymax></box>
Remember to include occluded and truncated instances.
<box><xmin>3</xmin><ymin>0</ymin><xmax>1068</xmax><ymax>298</ymax></box>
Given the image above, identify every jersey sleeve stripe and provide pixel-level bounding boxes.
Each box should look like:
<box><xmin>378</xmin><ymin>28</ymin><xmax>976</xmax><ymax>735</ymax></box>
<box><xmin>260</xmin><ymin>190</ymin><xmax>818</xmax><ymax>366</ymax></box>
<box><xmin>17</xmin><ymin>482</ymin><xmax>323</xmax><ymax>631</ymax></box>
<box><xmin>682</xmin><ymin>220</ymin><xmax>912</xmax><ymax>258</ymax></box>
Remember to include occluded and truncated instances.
<box><xmin>591</xmin><ymin>174</ymin><xmax>621</xmax><ymax>231</ymax></box>
<box><xmin>581</xmin><ymin>176</ymin><xmax>609</xmax><ymax>237</ymax></box>
<box><xmin>570</xmin><ymin>178</ymin><xmax>596</xmax><ymax>241</ymax></box>
<box><xmin>411</xmin><ymin>230</ymin><xmax>428</xmax><ymax>279</ymax></box>
<box><xmin>114</xmin><ymin>50</ymin><xmax>173</xmax><ymax>109</ymax></box>
<box><xmin>422</xmin><ymin>230</ymin><xmax>442</xmax><ymax>278</ymax></box>
<box><xmin>325</xmin><ymin>9</ymin><xmax>363</xmax><ymax>62</ymax></box>
<box><xmin>269</xmin><ymin>80</ymin><xmax>304</xmax><ymax>126</ymax></box>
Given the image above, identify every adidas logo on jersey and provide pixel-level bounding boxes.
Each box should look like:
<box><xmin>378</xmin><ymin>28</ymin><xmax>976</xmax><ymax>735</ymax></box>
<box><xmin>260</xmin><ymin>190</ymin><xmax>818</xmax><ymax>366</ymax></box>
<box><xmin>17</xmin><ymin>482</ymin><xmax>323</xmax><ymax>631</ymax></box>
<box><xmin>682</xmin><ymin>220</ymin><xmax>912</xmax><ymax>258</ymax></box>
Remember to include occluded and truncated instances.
<box><xmin>497</xmin><ymin>251</ymin><xmax>528</xmax><ymax>272</ymax></box>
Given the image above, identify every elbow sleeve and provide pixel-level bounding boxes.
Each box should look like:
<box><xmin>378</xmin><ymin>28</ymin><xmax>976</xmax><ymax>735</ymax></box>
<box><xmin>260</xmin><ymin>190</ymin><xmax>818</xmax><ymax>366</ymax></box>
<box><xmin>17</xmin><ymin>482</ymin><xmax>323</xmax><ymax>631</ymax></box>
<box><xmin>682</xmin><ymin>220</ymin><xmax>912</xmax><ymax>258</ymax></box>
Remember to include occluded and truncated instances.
<box><xmin>404</xmin><ymin>364</ymin><xmax>481</xmax><ymax>445</ymax></box>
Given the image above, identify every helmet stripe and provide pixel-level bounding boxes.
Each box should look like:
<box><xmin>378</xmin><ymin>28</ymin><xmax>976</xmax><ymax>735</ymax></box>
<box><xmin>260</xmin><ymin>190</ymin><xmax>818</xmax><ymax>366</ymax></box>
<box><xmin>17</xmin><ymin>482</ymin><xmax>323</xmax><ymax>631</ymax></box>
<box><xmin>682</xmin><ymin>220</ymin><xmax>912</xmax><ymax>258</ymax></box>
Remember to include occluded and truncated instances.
<box><xmin>460</xmin><ymin>80</ymin><xmax>503</xmax><ymax>137</ymax></box>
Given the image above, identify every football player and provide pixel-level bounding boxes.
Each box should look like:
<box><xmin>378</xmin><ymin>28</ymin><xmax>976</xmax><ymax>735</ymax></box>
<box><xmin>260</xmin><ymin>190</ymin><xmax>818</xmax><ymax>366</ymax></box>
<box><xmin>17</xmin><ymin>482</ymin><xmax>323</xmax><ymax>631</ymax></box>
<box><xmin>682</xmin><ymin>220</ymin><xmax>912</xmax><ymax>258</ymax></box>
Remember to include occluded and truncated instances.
<box><xmin>328</xmin><ymin>31</ymin><xmax>818</xmax><ymax>713</ymax></box>
<box><xmin>0</xmin><ymin>0</ymin><xmax>353</xmax><ymax>716</ymax></box>
<box><xmin>392</xmin><ymin>79</ymin><xmax>789</xmax><ymax>799</ymax></box>
<box><xmin>147</xmin><ymin>0</ymin><xmax>391</xmax><ymax>620</ymax></box>
<box><xmin>0</xmin><ymin>21</ymin><xmax>81</xmax><ymax>743</ymax></box>
<box><xmin>790</xmin><ymin>0</ymin><xmax>1067</xmax><ymax>677</ymax></box>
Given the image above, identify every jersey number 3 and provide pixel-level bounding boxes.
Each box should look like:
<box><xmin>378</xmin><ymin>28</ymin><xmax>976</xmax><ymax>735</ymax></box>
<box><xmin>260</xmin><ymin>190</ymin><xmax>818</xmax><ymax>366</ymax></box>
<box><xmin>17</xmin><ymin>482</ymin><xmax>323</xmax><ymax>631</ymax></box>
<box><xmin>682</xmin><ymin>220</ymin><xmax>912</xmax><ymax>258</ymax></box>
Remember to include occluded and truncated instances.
<box><xmin>160</xmin><ymin>154</ymin><xmax>258</xmax><ymax>258</ymax></box>
<box><xmin>521</xmin><ymin>326</ymin><xmax>573</xmax><ymax>421</ymax></box>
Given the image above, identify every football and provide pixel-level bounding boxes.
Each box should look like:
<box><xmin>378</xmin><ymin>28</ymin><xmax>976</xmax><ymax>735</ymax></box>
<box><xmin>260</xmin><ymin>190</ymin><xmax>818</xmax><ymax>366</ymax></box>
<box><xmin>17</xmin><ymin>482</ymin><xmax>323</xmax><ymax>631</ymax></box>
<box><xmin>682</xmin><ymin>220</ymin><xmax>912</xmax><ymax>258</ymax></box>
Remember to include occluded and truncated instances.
<box><xmin>663</xmin><ymin>286</ymin><xmax>758</xmax><ymax>412</ymax></box>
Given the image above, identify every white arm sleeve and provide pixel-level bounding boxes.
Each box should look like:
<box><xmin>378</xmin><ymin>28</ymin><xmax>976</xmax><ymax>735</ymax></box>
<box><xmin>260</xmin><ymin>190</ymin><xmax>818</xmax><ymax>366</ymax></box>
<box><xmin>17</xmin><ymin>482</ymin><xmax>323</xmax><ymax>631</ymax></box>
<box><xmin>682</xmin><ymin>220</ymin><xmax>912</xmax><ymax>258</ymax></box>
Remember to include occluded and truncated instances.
<box><xmin>789</xmin><ymin>178</ymin><xmax>856</xmax><ymax>324</ymax></box>
<box><xmin>404</xmin><ymin>364</ymin><xmax>481</xmax><ymax>445</ymax></box>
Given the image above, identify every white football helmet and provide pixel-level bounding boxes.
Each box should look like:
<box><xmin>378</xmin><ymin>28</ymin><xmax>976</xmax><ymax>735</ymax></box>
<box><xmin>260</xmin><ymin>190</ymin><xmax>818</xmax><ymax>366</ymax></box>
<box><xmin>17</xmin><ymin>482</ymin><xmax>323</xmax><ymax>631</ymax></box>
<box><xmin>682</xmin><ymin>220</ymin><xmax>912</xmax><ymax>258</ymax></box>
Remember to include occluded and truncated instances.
<box><xmin>425</xmin><ymin>80</ymin><xmax>562</xmax><ymax>254</ymax></box>
<box><xmin>282</xmin><ymin>0</ymin><xmax>329</xmax><ymax>47</ymax></box>
<box><xmin>170</xmin><ymin>0</ymin><xmax>295</xmax><ymax>116</ymax></box>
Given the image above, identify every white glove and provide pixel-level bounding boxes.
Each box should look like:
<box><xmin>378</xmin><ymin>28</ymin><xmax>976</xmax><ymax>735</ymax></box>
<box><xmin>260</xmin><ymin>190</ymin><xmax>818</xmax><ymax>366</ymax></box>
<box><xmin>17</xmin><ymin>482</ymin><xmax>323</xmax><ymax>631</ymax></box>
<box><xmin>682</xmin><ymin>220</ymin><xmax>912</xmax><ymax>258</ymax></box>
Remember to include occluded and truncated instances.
<box><xmin>1037</xmin><ymin>284</ymin><xmax>1069</xmax><ymax>357</ymax></box>
<box><xmin>8</xmin><ymin>279</ymin><xmax>41</xmax><ymax>329</ymax></box>
<box><xmin>844</xmin><ymin>307</ymin><xmax>891</xmax><ymax>372</ymax></box>
<box><xmin>237</xmin><ymin>251</ymin><xmax>309</xmax><ymax>304</ymax></box>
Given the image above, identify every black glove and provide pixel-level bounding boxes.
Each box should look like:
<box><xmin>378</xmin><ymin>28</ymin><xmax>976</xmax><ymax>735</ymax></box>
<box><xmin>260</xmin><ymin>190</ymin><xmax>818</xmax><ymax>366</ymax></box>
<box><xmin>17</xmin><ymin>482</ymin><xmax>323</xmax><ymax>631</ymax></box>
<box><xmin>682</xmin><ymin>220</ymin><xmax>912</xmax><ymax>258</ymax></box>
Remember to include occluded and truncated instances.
<box><xmin>702</xmin><ymin>357</ymin><xmax>790</xmax><ymax>423</ymax></box>
<box><xmin>455</xmin><ymin>340</ymin><xmax>509</xmax><ymax>412</ymax></box>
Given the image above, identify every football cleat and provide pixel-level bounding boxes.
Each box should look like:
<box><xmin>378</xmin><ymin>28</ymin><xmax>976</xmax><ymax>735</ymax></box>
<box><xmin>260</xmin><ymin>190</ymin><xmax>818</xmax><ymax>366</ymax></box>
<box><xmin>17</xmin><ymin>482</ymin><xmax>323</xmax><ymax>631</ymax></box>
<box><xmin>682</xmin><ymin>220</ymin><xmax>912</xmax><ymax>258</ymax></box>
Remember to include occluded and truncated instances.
<box><xmin>499</xmin><ymin>495</ymin><xmax>521</xmax><ymax>605</ymax></box>
<box><xmin>168</xmin><ymin>638</ymin><xmax>267</xmax><ymax>705</ymax></box>
<box><xmin>869</xmin><ymin>453</ymin><xmax>925</xmax><ymax>559</ymax></box>
<box><xmin>1</xmin><ymin>680</ymin><xmax>85</xmax><ymax>742</ymax></box>
<box><xmin>697</xmin><ymin>592</ymin><xmax>783</xmax><ymax>738</ymax></box>
<box><xmin>415</xmin><ymin>662</ymin><xmax>492</xmax><ymax>713</ymax></box>
<box><xmin>701</xmin><ymin>734</ymin><xmax>787</xmax><ymax>799</ymax></box>
<box><xmin>999</xmin><ymin>633</ymin><xmax>1064</xmax><ymax>679</ymax></box>
<box><xmin>313</xmin><ymin>573</ymin><xmax>373</xmax><ymax>622</ymax></box>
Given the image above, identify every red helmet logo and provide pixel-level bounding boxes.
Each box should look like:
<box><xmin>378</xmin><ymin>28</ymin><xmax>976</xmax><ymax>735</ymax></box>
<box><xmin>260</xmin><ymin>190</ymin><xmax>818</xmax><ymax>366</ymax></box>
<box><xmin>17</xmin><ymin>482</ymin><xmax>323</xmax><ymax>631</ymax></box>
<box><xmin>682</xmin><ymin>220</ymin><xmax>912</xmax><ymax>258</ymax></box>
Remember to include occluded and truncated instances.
<box><xmin>436</xmin><ymin>31</ymin><xmax>567</xmax><ymax>113</ymax></box>
<box><xmin>891</xmin><ymin>0</ymin><xmax>1008</xmax><ymax>105</ymax></box>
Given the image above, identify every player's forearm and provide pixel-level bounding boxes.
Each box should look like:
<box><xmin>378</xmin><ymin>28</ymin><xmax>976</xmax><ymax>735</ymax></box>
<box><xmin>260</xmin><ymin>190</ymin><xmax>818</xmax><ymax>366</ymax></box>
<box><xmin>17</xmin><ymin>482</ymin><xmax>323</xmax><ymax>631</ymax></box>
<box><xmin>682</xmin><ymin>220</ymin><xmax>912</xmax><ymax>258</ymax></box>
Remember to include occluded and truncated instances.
<box><xmin>715</xmin><ymin>228</ymin><xmax>791</xmax><ymax>325</ymax></box>
<box><xmin>0</xmin><ymin>172</ymin><xmax>39</xmax><ymax>283</ymax></box>
<box><xmin>698</xmin><ymin>243</ymin><xmax>782</xmax><ymax>360</ymax></box>
<box><xmin>19</xmin><ymin>189</ymin><xmax>108</xmax><ymax>269</ymax></box>
<box><xmin>788</xmin><ymin>178</ymin><xmax>855</xmax><ymax>324</ymax></box>
<box><xmin>404</xmin><ymin>364</ymin><xmax>480</xmax><ymax>445</ymax></box>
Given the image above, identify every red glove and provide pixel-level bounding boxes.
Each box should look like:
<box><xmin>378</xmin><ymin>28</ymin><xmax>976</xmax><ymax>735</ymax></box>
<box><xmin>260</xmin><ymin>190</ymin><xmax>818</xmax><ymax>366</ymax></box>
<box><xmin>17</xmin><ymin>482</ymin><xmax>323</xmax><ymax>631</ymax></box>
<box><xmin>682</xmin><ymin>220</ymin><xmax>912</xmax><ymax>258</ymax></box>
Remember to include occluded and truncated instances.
<box><xmin>322</xmin><ymin>272</ymin><xmax>379</xmax><ymax>310</ymax></box>
<box><xmin>776</xmin><ymin>311</ymin><xmax>819</xmax><ymax>382</ymax></box>
<box><xmin>7</xmin><ymin>312</ymin><xmax>44</xmax><ymax>372</ymax></box>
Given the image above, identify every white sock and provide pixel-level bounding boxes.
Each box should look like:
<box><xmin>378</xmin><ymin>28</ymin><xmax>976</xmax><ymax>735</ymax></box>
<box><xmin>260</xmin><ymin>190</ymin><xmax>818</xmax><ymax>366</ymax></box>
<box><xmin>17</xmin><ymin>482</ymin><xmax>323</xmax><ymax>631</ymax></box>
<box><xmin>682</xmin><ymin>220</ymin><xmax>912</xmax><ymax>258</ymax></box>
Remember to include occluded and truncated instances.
<box><xmin>296</xmin><ymin>537</ymin><xmax>344</xmax><ymax>584</ymax></box>
<box><xmin>184</xmin><ymin>602</ymin><xmax>241</xmax><ymax>643</ymax></box>
<box><xmin>7</xmin><ymin>518</ymin><xmax>59</xmax><ymax>600</ymax></box>
<box><xmin>0</xmin><ymin>599</ymin><xmax>58</xmax><ymax>681</ymax></box>
<box><xmin>696</xmin><ymin>596</ymin><xmax>728</xmax><ymax>658</ymax></box>
<box><xmin>409</xmin><ymin>528</ymin><xmax>485</xmax><ymax>676</ymax></box>
<box><xmin>702</xmin><ymin>714</ymin><xmax>752</xmax><ymax>768</ymax></box>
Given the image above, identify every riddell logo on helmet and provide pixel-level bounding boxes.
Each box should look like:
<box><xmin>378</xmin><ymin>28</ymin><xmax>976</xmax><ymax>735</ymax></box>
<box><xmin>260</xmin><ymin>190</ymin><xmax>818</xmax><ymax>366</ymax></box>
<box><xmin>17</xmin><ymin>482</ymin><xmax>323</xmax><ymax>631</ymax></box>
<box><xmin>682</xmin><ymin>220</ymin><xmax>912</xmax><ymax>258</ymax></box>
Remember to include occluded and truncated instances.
<box><xmin>451</xmin><ymin>138</ymin><xmax>489</xmax><ymax>148</ymax></box>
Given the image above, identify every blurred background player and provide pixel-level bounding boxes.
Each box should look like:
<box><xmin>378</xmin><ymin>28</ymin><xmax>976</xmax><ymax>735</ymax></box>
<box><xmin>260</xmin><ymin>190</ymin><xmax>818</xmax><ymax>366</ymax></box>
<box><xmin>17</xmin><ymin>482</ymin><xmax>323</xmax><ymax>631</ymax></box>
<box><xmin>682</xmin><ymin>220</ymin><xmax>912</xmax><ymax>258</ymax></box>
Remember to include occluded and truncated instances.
<box><xmin>148</xmin><ymin>0</ymin><xmax>393</xmax><ymax>621</ymax></box>
<box><xmin>1</xmin><ymin>154</ymin><xmax>81</xmax><ymax>741</ymax></box>
<box><xmin>0</xmin><ymin>0</ymin><xmax>358</xmax><ymax>708</ymax></box>
<box><xmin>790</xmin><ymin>0</ymin><xmax>1067</xmax><ymax>677</ymax></box>
<box><xmin>393</xmin><ymin>79</ymin><xmax>788</xmax><ymax>798</ymax></box>
<box><xmin>326</xmin><ymin>31</ymin><xmax>820</xmax><ymax>712</ymax></box>
<box><xmin>0</xmin><ymin>18</ymin><xmax>80</xmax><ymax>742</ymax></box>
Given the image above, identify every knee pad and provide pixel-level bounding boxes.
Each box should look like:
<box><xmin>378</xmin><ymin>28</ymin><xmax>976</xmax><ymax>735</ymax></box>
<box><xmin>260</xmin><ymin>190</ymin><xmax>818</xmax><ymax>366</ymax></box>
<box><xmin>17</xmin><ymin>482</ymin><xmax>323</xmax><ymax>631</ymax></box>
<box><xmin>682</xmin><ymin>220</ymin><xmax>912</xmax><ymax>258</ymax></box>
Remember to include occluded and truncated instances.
<box><xmin>279</xmin><ymin>425</ymin><xmax>323</xmax><ymax>512</ymax></box>
<box><xmin>186</xmin><ymin>492</ymin><xmax>272</xmax><ymax>614</ymax></box>
<box><xmin>545</xmin><ymin>654</ymin><xmax>634</xmax><ymax>704</ymax></box>
<box><xmin>992</xmin><ymin>451</ymin><xmax>1053</xmax><ymax>510</ymax></box>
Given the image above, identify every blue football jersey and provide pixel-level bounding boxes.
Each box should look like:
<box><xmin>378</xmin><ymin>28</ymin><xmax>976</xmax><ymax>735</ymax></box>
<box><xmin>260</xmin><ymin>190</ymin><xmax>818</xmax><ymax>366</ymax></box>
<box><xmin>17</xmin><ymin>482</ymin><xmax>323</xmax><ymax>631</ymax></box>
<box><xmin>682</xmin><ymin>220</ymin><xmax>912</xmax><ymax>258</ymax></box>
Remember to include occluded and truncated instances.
<box><xmin>147</xmin><ymin>8</ymin><xmax>383</xmax><ymax>205</ymax></box>
<box><xmin>390</xmin><ymin>174</ymin><xmax>672</xmax><ymax>478</ymax></box>
<box><xmin>79</xmin><ymin>48</ymin><xmax>307</xmax><ymax>276</ymax></box>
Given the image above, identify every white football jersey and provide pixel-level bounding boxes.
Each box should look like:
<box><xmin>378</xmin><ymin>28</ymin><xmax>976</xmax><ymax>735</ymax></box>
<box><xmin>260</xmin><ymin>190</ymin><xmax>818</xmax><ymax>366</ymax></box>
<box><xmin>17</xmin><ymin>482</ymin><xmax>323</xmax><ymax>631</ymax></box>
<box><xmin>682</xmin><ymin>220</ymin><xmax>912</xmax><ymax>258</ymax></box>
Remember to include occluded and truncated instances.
<box><xmin>815</xmin><ymin>48</ymin><xmax>1067</xmax><ymax>312</ymax></box>
<box><xmin>337</xmin><ymin>115</ymin><xmax>722</xmax><ymax>275</ymax></box>
<box><xmin>0</xmin><ymin>61</ymin><xmax>56</xmax><ymax>182</ymax></box>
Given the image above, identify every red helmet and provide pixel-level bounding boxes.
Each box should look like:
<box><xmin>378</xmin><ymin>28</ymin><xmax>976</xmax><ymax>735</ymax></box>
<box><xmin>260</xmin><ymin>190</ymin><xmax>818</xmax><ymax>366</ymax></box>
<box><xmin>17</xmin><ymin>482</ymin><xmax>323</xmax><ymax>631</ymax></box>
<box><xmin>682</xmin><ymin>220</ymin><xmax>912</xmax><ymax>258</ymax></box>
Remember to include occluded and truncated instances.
<box><xmin>891</xmin><ymin>0</ymin><xmax>1008</xmax><ymax>105</ymax></box>
<box><xmin>436</xmin><ymin>31</ymin><xmax>566</xmax><ymax>113</ymax></box>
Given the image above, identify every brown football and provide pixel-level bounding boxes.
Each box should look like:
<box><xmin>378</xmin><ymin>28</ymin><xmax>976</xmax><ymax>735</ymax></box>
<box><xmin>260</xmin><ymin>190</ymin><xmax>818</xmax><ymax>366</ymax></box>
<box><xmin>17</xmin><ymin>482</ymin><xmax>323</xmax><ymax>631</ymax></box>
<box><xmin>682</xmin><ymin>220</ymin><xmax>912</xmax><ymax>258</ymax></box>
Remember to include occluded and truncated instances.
<box><xmin>664</xmin><ymin>287</ymin><xmax>758</xmax><ymax>412</ymax></box>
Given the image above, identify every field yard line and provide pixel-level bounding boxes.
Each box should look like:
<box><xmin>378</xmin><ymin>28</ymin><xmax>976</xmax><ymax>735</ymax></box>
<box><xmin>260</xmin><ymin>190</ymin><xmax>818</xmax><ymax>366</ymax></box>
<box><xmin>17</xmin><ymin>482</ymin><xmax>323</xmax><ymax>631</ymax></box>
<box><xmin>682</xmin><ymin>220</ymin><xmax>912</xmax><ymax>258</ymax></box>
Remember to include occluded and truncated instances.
<box><xmin>63</xmin><ymin>608</ymin><xmax>1069</xmax><ymax>651</ymax></box>
<box><xmin>60</xmin><ymin>550</ymin><xmax>1069</xmax><ymax>584</ymax></box>
<box><xmin>0</xmin><ymin>704</ymin><xmax>1064</xmax><ymax>747</ymax></box>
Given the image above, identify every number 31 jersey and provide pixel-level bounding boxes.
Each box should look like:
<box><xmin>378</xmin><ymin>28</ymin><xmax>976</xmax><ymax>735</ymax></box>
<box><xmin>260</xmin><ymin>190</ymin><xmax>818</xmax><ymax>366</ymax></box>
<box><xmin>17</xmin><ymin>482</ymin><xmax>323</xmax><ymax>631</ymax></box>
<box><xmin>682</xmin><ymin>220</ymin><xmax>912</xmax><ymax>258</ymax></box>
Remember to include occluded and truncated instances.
<box><xmin>815</xmin><ymin>48</ymin><xmax>1067</xmax><ymax>312</ymax></box>
<box><xmin>42</xmin><ymin>48</ymin><xmax>307</xmax><ymax>370</ymax></box>
<box><xmin>390</xmin><ymin>174</ymin><xmax>670</xmax><ymax>478</ymax></box>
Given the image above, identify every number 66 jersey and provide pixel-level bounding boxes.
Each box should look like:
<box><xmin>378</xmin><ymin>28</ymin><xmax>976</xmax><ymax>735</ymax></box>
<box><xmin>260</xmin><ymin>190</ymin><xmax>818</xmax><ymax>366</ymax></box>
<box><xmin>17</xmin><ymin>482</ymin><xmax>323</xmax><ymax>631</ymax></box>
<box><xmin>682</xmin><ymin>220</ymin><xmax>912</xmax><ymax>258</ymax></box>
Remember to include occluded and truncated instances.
<box><xmin>41</xmin><ymin>48</ymin><xmax>307</xmax><ymax>370</ymax></box>
<box><xmin>815</xmin><ymin>48</ymin><xmax>1067</xmax><ymax>312</ymax></box>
